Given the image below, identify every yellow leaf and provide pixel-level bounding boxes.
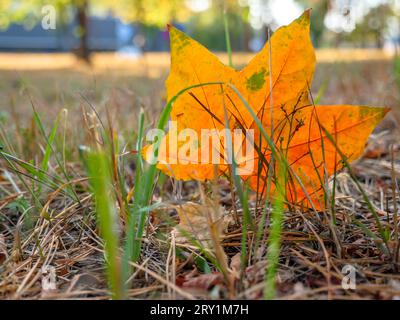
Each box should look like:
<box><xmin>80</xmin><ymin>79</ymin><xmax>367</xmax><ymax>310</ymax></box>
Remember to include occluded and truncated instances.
<box><xmin>142</xmin><ymin>11</ymin><xmax>389</xmax><ymax>210</ymax></box>
<box><xmin>231</xmin><ymin>10</ymin><xmax>315</xmax><ymax>129</ymax></box>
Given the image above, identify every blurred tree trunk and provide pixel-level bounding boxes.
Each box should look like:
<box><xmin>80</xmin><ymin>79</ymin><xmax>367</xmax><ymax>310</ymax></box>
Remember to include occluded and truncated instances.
<box><xmin>375</xmin><ymin>32</ymin><xmax>383</xmax><ymax>49</ymax></box>
<box><xmin>76</xmin><ymin>0</ymin><xmax>91</xmax><ymax>63</ymax></box>
<box><xmin>242</xmin><ymin>19</ymin><xmax>251</xmax><ymax>51</ymax></box>
<box><xmin>334</xmin><ymin>32</ymin><xmax>343</xmax><ymax>48</ymax></box>
<box><xmin>311</xmin><ymin>0</ymin><xmax>330</xmax><ymax>47</ymax></box>
<box><xmin>361</xmin><ymin>32</ymin><xmax>367</xmax><ymax>48</ymax></box>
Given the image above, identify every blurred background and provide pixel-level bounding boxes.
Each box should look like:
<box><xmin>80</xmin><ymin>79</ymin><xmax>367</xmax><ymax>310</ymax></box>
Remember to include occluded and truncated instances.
<box><xmin>0</xmin><ymin>0</ymin><xmax>399</xmax><ymax>133</ymax></box>
<box><xmin>1</xmin><ymin>0</ymin><xmax>400</xmax><ymax>59</ymax></box>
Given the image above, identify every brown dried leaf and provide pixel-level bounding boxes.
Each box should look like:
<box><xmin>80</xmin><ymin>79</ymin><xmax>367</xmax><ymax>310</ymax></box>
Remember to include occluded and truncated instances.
<box><xmin>173</xmin><ymin>200</ymin><xmax>229</xmax><ymax>249</ymax></box>
<box><xmin>229</xmin><ymin>252</ymin><xmax>241</xmax><ymax>279</ymax></box>
<box><xmin>182</xmin><ymin>272</ymin><xmax>223</xmax><ymax>290</ymax></box>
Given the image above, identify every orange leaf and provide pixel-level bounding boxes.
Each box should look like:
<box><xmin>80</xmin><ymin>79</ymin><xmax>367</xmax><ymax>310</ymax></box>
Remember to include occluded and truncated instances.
<box><xmin>142</xmin><ymin>11</ymin><xmax>388</xmax><ymax>210</ymax></box>
<box><xmin>247</xmin><ymin>105</ymin><xmax>389</xmax><ymax>209</ymax></box>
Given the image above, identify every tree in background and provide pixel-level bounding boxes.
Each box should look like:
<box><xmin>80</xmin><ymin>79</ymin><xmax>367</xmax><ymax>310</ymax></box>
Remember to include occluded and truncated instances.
<box><xmin>0</xmin><ymin>0</ymin><xmax>90</xmax><ymax>61</ymax></box>
<box><xmin>104</xmin><ymin>0</ymin><xmax>190</xmax><ymax>53</ymax></box>
<box><xmin>345</xmin><ymin>3</ymin><xmax>394</xmax><ymax>48</ymax></box>
<box><xmin>76</xmin><ymin>0</ymin><xmax>89</xmax><ymax>62</ymax></box>
<box><xmin>188</xmin><ymin>0</ymin><xmax>250</xmax><ymax>52</ymax></box>
<box><xmin>298</xmin><ymin>0</ymin><xmax>331</xmax><ymax>47</ymax></box>
<box><xmin>232</xmin><ymin>0</ymin><xmax>331</xmax><ymax>49</ymax></box>
<box><xmin>2</xmin><ymin>0</ymin><xmax>397</xmax><ymax>59</ymax></box>
<box><xmin>0</xmin><ymin>0</ymin><xmax>191</xmax><ymax>62</ymax></box>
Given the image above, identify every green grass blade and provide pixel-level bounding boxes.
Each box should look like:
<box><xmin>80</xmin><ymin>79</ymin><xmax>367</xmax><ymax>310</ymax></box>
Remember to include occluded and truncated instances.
<box><xmin>314</xmin><ymin>79</ymin><xmax>329</xmax><ymax>105</ymax></box>
<box><xmin>221</xmin><ymin>88</ymin><xmax>252</xmax><ymax>271</ymax></box>
<box><xmin>86</xmin><ymin>150</ymin><xmax>124</xmax><ymax>299</ymax></box>
<box><xmin>122</xmin><ymin>107</ymin><xmax>145</xmax><ymax>285</ymax></box>
<box><xmin>37</xmin><ymin>111</ymin><xmax>61</xmax><ymax>195</ymax></box>
<box><xmin>264</xmin><ymin>168</ymin><xmax>286</xmax><ymax>300</ymax></box>
<box><xmin>31</xmin><ymin>105</ymin><xmax>80</xmax><ymax>203</ymax></box>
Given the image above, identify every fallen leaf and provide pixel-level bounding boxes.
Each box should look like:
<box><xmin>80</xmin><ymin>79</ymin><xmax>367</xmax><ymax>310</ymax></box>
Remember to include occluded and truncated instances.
<box><xmin>143</xmin><ymin>10</ymin><xmax>388</xmax><ymax>210</ymax></box>
<box><xmin>229</xmin><ymin>252</ymin><xmax>241</xmax><ymax>279</ymax></box>
<box><xmin>182</xmin><ymin>272</ymin><xmax>223</xmax><ymax>290</ymax></box>
<box><xmin>144</xmin><ymin>11</ymin><xmax>315</xmax><ymax>180</ymax></box>
<box><xmin>363</xmin><ymin>132</ymin><xmax>397</xmax><ymax>159</ymax></box>
<box><xmin>172</xmin><ymin>200</ymin><xmax>229</xmax><ymax>249</ymax></box>
<box><xmin>68</xmin><ymin>273</ymin><xmax>102</xmax><ymax>291</ymax></box>
<box><xmin>248</xmin><ymin>105</ymin><xmax>389</xmax><ymax>208</ymax></box>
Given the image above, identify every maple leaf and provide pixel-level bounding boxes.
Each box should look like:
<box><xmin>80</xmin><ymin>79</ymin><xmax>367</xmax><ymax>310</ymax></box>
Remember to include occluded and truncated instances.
<box><xmin>143</xmin><ymin>11</ymin><xmax>389</xmax><ymax>209</ymax></box>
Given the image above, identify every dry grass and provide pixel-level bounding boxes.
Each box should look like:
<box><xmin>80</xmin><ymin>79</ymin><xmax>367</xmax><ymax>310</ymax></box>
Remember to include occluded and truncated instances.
<box><xmin>0</xmin><ymin>51</ymin><xmax>399</xmax><ymax>300</ymax></box>
<box><xmin>0</xmin><ymin>49</ymin><xmax>393</xmax><ymax>70</ymax></box>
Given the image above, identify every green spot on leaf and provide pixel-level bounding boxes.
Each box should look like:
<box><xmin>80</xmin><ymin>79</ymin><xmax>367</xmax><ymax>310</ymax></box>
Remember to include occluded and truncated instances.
<box><xmin>246</xmin><ymin>68</ymin><xmax>268</xmax><ymax>91</ymax></box>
